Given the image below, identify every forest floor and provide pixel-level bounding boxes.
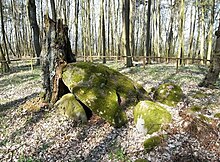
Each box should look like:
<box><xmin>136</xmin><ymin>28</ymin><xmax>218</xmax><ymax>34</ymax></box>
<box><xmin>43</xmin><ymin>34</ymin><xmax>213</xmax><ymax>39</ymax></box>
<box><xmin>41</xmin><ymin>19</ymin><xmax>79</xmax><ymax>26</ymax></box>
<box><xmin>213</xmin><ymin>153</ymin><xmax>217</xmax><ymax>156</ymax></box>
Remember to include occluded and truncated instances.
<box><xmin>0</xmin><ymin>61</ymin><xmax>220</xmax><ymax>162</ymax></box>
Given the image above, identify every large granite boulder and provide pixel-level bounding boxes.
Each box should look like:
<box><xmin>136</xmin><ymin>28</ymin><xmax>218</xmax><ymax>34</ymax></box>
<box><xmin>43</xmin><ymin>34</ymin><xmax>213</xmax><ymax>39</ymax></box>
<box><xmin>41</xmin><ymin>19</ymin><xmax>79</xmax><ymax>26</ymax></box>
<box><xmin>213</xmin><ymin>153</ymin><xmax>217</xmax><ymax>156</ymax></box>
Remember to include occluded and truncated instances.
<box><xmin>133</xmin><ymin>100</ymin><xmax>172</xmax><ymax>134</ymax></box>
<box><xmin>61</xmin><ymin>62</ymin><xmax>148</xmax><ymax>127</ymax></box>
<box><xmin>153</xmin><ymin>82</ymin><xmax>183</xmax><ymax>107</ymax></box>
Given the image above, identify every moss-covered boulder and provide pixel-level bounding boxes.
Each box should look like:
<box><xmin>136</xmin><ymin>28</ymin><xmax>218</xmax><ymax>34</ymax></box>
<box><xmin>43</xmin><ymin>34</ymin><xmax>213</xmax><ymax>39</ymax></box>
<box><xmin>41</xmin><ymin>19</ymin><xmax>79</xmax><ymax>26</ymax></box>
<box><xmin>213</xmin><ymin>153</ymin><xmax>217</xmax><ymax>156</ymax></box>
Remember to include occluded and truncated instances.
<box><xmin>54</xmin><ymin>93</ymin><xmax>87</xmax><ymax>123</ymax></box>
<box><xmin>134</xmin><ymin>101</ymin><xmax>172</xmax><ymax>134</ymax></box>
<box><xmin>61</xmin><ymin>62</ymin><xmax>148</xmax><ymax>127</ymax></box>
<box><xmin>153</xmin><ymin>82</ymin><xmax>183</xmax><ymax>107</ymax></box>
<box><xmin>143</xmin><ymin>136</ymin><xmax>162</xmax><ymax>152</ymax></box>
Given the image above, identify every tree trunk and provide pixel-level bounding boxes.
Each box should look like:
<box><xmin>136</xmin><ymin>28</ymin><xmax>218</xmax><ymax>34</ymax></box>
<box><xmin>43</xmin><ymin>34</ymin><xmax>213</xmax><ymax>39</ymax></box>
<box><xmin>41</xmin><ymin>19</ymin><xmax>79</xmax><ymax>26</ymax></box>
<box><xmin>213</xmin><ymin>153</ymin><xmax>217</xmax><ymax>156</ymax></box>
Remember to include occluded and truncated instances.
<box><xmin>42</xmin><ymin>15</ymin><xmax>76</xmax><ymax>104</ymax></box>
<box><xmin>187</xmin><ymin>4</ymin><xmax>196</xmax><ymax>64</ymax></box>
<box><xmin>0</xmin><ymin>0</ymin><xmax>10</xmax><ymax>64</ymax></box>
<box><xmin>199</xmin><ymin>19</ymin><xmax>220</xmax><ymax>87</ymax></box>
<box><xmin>102</xmin><ymin>0</ymin><xmax>106</xmax><ymax>64</ymax></box>
<box><xmin>207</xmin><ymin>0</ymin><xmax>215</xmax><ymax>64</ymax></box>
<box><xmin>122</xmin><ymin>0</ymin><xmax>133</xmax><ymax>67</ymax></box>
<box><xmin>0</xmin><ymin>43</ymin><xmax>10</xmax><ymax>73</ymax></box>
<box><xmin>146</xmin><ymin>0</ymin><xmax>151</xmax><ymax>63</ymax></box>
<box><xmin>200</xmin><ymin>4</ymin><xmax>205</xmax><ymax>64</ymax></box>
<box><xmin>27</xmin><ymin>0</ymin><xmax>41</xmax><ymax>65</ymax></box>
<box><xmin>177</xmin><ymin>0</ymin><xmax>185</xmax><ymax>66</ymax></box>
<box><xmin>50</xmin><ymin>0</ymin><xmax>56</xmax><ymax>21</ymax></box>
<box><xmin>74</xmin><ymin>0</ymin><xmax>79</xmax><ymax>56</ymax></box>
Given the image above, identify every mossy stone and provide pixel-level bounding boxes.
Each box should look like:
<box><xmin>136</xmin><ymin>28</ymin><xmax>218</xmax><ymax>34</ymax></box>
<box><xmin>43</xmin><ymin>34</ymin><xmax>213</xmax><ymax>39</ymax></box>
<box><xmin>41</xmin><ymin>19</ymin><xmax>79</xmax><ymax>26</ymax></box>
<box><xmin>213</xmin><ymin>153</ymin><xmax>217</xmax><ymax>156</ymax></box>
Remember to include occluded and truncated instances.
<box><xmin>214</xmin><ymin>113</ymin><xmax>220</xmax><ymax>119</ymax></box>
<box><xmin>62</xmin><ymin>62</ymin><xmax>149</xmax><ymax>107</ymax></box>
<box><xmin>143</xmin><ymin>136</ymin><xmax>162</xmax><ymax>152</ymax></box>
<box><xmin>133</xmin><ymin>101</ymin><xmax>172</xmax><ymax>134</ymax></box>
<box><xmin>73</xmin><ymin>86</ymin><xmax>127</xmax><ymax>127</ymax></box>
<box><xmin>153</xmin><ymin>82</ymin><xmax>183</xmax><ymax>107</ymax></box>
<box><xmin>54</xmin><ymin>93</ymin><xmax>87</xmax><ymax>123</ymax></box>
<box><xmin>61</xmin><ymin>62</ymin><xmax>148</xmax><ymax>127</ymax></box>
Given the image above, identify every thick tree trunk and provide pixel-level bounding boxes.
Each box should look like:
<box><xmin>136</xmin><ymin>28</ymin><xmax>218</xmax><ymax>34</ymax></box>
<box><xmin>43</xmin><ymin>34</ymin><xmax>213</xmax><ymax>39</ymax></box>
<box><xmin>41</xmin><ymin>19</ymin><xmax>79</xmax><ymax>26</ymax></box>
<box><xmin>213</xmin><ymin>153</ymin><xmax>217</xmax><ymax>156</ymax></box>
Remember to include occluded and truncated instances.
<box><xmin>42</xmin><ymin>15</ymin><xmax>76</xmax><ymax>104</ymax></box>
<box><xmin>27</xmin><ymin>0</ymin><xmax>41</xmax><ymax>65</ymax></box>
<box><xmin>199</xmin><ymin>19</ymin><xmax>220</xmax><ymax>87</ymax></box>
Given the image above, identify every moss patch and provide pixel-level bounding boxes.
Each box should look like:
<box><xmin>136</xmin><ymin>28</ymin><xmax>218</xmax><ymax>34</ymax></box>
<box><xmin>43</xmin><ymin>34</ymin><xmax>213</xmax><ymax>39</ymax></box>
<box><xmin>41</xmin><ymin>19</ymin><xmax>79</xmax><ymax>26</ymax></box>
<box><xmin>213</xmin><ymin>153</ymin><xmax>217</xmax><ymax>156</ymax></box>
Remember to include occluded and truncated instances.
<box><xmin>153</xmin><ymin>82</ymin><xmax>183</xmax><ymax>107</ymax></box>
<box><xmin>143</xmin><ymin>136</ymin><xmax>162</xmax><ymax>152</ymax></box>
<box><xmin>133</xmin><ymin>101</ymin><xmax>172</xmax><ymax>134</ymax></box>
<box><xmin>214</xmin><ymin>113</ymin><xmax>220</xmax><ymax>119</ymax></box>
<box><xmin>190</xmin><ymin>105</ymin><xmax>202</xmax><ymax>112</ymax></box>
<box><xmin>54</xmin><ymin>93</ymin><xmax>87</xmax><ymax>123</ymax></box>
<box><xmin>73</xmin><ymin>86</ymin><xmax>127</xmax><ymax>127</ymax></box>
<box><xmin>192</xmin><ymin>91</ymin><xmax>207</xmax><ymax>99</ymax></box>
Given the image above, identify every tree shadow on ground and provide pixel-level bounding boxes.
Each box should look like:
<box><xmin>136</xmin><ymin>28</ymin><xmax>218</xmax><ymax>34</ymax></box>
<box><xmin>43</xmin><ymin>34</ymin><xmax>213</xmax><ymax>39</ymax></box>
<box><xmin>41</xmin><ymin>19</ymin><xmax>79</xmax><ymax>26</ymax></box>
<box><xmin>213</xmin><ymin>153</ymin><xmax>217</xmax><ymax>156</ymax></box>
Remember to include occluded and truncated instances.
<box><xmin>0</xmin><ymin>93</ymin><xmax>38</xmax><ymax>112</ymax></box>
<box><xmin>0</xmin><ymin>64</ymin><xmax>40</xmax><ymax>77</ymax></box>
<box><xmin>0</xmin><ymin>73</ymin><xmax>40</xmax><ymax>87</ymax></box>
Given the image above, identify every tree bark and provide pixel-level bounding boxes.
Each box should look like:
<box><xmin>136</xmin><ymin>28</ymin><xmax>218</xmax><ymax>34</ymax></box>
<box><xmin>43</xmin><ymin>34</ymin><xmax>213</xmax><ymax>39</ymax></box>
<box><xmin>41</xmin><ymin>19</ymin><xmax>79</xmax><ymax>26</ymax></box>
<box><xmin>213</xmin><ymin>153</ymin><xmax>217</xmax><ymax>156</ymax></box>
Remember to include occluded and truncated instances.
<box><xmin>42</xmin><ymin>15</ymin><xmax>76</xmax><ymax>104</ymax></box>
<box><xmin>27</xmin><ymin>0</ymin><xmax>41</xmax><ymax>65</ymax></box>
<box><xmin>199</xmin><ymin>19</ymin><xmax>220</xmax><ymax>87</ymax></box>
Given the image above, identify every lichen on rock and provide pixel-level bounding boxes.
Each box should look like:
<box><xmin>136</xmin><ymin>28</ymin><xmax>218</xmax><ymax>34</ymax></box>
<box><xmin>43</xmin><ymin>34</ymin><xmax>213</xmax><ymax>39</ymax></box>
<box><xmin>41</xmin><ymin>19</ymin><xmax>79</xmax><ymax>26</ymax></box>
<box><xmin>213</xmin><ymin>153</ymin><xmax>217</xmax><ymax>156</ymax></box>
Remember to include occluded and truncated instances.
<box><xmin>133</xmin><ymin>100</ymin><xmax>172</xmax><ymax>134</ymax></box>
<box><xmin>54</xmin><ymin>93</ymin><xmax>87</xmax><ymax>123</ymax></box>
<box><xmin>153</xmin><ymin>82</ymin><xmax>183</xmax><ymax>107</ymax></box>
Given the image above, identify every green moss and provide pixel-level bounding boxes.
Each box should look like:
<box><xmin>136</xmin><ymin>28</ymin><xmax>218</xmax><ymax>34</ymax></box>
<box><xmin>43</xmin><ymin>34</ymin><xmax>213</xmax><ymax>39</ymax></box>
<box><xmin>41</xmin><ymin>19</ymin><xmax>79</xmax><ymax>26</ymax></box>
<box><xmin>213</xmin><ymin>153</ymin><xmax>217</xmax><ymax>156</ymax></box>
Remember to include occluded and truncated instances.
<box><xmin>133</xmin><ymin>101</ymin><xmax>172</xmax><ymax>134</ymax></box>
<box><xmin>73</xmin><ymin>86</ymin><xmax>127</xmax><ymax>127</ymax></box>
<box><xmin>143</xmin><ymin>136</ymin><xmax>162</xmax><ymax>152</ymax></box>
<box><xmin>55</xmin><ymin>93</ymin><xmax>87</xmax><ymax>123</ymax></box>
<box><xmin>198</xmin><ymin>114</ymin><xmax>211</xmax><ymax>122</ymax></box>
<box><xmin>153</xmin><ymin>83</ymin><xmax>183</xmax><ymax>107</ymax></box>
<box><xmin>192</xmin><ymin>91</ymin><xmax>207</xmax><ymax>99</ymax></box>
<box><xmin>190</xmin><ymin>105</ymin><xmax>202</xmax><ymax>112</ymax></box>
<box><xmin>134</xmin><ymin>159</ymin><xmax>149</xmax><ymax>162</ymax></box>
<box><xmin>214</xmin><ymin>113</ymin><xmax>220</xmax><ymax>119</ymax></box>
